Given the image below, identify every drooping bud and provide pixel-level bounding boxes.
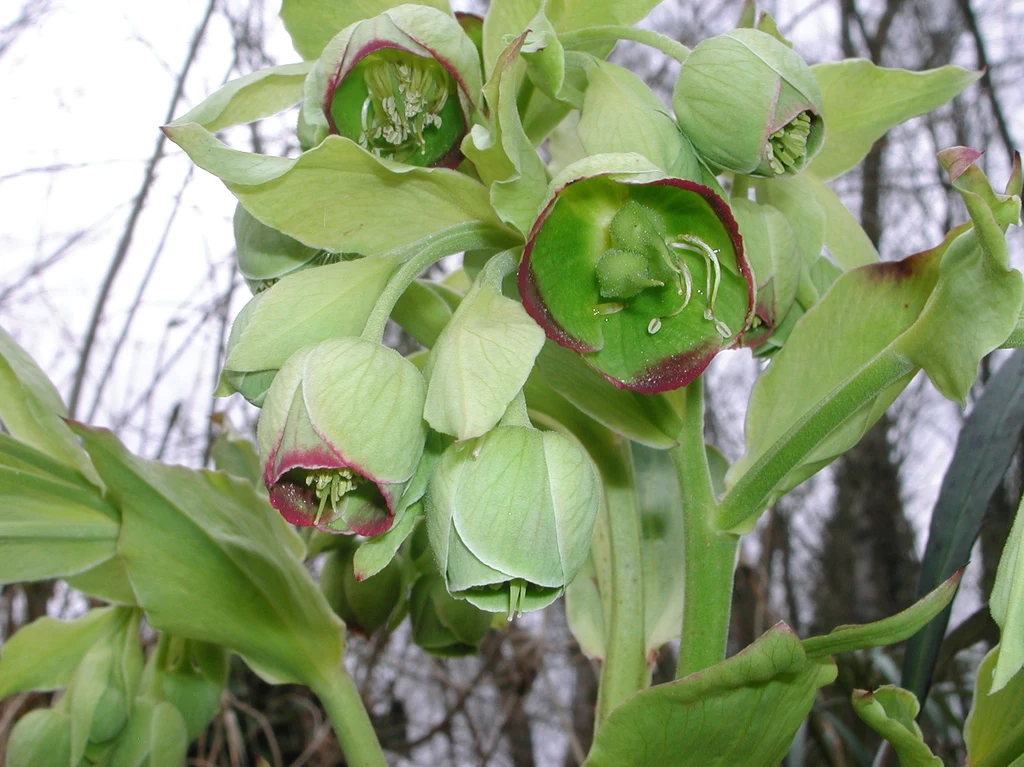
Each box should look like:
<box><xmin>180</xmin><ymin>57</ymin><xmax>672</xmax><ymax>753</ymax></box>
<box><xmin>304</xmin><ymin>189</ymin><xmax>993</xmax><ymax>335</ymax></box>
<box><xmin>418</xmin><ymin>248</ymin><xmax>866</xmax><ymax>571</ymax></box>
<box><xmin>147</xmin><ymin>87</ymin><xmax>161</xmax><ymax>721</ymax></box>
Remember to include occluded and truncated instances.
<box><xmin>427</xmin><ymin>425</ymin><xmax>600</xmax><ymax>616</ymax></box>
<box><xmin>302</xmin><ymin>6</ymin><xmax>482</xmax><ymax>167</ymax></box>
<box><xmin>234</xmin><ymin>205</ymin><xmax>343</xmax><ymax>295</ymax></box>
<box><xmin>673</xmin><ymin>29</ymin><xmax>825</xmax><ymax>178</ymax></box>
<box><xmin>257</xmin><ymin>338</ymin><xmax>427</xmax><ymax>536</ymax></box>
<box><xmin>321</xmin><ymin>543</ymin><xmax>404</xmax><ymax>637</ymax></box>
<box><xmin>140</xmin><ymin>637</ymin><xmax>228</xmax><ymax>741</ymax></box>
<box><xmin>409</xmin><ymin>570</ymin><xmax>492</xmax><ymax>657</ymax></box>
<box><xmin>519</xmin><ymin>155</ymin><xmax>754</xmax><ymax>392</ymax></box>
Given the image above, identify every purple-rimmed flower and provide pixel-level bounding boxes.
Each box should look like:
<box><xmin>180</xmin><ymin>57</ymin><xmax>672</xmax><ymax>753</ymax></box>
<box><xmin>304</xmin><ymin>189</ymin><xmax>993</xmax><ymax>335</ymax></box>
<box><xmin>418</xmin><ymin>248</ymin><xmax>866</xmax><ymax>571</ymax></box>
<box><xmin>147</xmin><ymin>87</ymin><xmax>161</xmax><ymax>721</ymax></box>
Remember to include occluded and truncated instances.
<box><xmin>518</xmin><ymin>155</ymin><xmax>755</xmax><ymax>393</ymax></box>
<box><xmin>302</xmin><ymin>6</ymin><xmax>482</xmax><ymax>168</ymax></box>
<box><xmin>256</xmin><ymin>337</ymin><xmax>427</xmax><ymax>536</ymax></box>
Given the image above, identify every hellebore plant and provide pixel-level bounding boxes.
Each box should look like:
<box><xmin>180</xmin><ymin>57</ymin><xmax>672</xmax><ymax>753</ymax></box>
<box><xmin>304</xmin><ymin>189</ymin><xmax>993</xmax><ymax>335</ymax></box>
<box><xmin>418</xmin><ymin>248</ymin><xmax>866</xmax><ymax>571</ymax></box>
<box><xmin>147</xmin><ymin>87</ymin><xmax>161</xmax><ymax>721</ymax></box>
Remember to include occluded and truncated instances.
<box><xmin>4</xmin><ymin>3</ymin><xmax>1024</xmax><ymax>767</ymax></box>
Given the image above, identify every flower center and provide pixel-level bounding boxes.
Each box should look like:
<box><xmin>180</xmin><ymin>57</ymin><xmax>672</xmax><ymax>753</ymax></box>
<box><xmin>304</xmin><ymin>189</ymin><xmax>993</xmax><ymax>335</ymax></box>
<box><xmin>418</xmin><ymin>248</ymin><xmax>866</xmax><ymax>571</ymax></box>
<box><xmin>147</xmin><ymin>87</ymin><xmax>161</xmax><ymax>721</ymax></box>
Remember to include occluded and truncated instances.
<box><xmin>766</xmin><ymin>111</ymin><xmax>813</xmax><ymax>176</ymax></box>
<box><xmin>594</xmin><ymin>200</ymin><xmax>732</xmax><ymax>338</ymax></box>
<box><xmin>305</xmin><ymin>468</ymin><xmax>367</xmax><ymax>526</ymax></box>
<box><xmin>359</xmin><ymin>52</ymin><xmax>452</xmax><ymax>159</ymax></box>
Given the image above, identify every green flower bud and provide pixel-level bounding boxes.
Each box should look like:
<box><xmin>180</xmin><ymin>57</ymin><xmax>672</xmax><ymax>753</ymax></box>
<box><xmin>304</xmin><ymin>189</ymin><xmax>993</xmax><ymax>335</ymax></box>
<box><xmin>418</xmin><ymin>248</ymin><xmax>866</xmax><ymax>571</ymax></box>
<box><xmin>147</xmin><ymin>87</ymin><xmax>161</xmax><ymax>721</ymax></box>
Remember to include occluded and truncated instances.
<box><xmin>6</xmin><ymin>709</ymin><xmax>72</xmax><ymax>767</ymax></box>
<box><xmin>410</xmin><ymin>570</ymin><xmax>492</xmax><ymax>657</ymax></box>
<box><xmin>234</xmin><ymin>204</ymin><xmax>343</xmax><ymax>295</ymax></box>
<box><xmin>673</xmin><ymin>29</ymin><xmax>825</xmax><ymax>178</ymax></box>
<box><xmin>321</xmin><ymin>544</ymin><xmax>404</xmax><ymax>637</ymax></box>
<box><xmin>140</xmin><ymin>637</ymin><xmax>228</xmax><ymax>741</ymax></box>
<box><xmin>427</xmin><ymin>425</ymin><xmax>600</xmax><ymax>616</ymax></box>
<box><xmin>257</xmin><ymin>338</ymin><xmax>427</xmax><ymax>536</ymax></box>
<box><xmin>103</xmin><ymin>699</ymin><xmax>189</xmax><ymax>767</ymax></box>
<box><xmin>519</xmin><ymin>155</ymin><xmax>754</xmax><ymax>392</ymax></box>
<box><xmin>303</xmin><ymin>6</ymin><xmax>483</xmax><ymax>167</ymax></box>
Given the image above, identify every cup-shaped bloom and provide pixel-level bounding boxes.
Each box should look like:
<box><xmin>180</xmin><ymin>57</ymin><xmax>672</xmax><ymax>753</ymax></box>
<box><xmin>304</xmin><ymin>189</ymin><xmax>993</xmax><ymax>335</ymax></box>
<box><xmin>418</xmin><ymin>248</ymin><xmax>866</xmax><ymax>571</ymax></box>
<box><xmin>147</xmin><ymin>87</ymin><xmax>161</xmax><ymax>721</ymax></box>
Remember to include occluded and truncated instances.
<box><xmin>234</xmin><ymin>205</ymin><xmax>341</xmax><ymax>295</ymax></box>
<box><xmin>427</xmin><ymin>426</ymin><xmax>600</xmax><ymax>616</ymax></box>
<box><xmin>673</xmin><ymin>29</ymin><xmax>824</xmax><ymax>178</ymax></box>
<box><xmin>257</xmin><ymin>337</ymin><xmax>427</xmax><ymax>536</ymax></box>
<box><xmin>302</xmin><ymin>5</ymin><xmax>482</xmax><ymax>167</ymax></box>
<box><xmin>519</xmin><ymin>157</ymin><xmax>754</xmax><ymax>393</ymax></box>
<box><xmin>321</xmin><ymin>544</ymin><xmax>404</xmax><ymax>637</ymax></box>
<box><xmin>410</xmin><ymin>570</ymin><xmax>492</xmax><ymax>657</ymax></box>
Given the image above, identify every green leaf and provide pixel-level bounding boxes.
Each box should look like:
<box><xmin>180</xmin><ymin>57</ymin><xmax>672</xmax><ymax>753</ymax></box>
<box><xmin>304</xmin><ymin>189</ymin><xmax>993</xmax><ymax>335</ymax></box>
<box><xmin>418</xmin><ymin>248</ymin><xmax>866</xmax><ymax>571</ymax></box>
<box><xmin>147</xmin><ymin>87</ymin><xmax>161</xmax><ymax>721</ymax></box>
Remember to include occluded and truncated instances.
<box><xmin>536</xmin><ymin>342</ymin><xmax>681</xmax><ymax>449</ymax></box>
<box><xmin>353</xmin><ymin>504</ymin><xmax>422</xmax><ymax>581</ymax></box>
<box><xmin>809</xmin><ymin>61</ymin><xmax>981</xmax><ymax>180</ymax></box>
<box><xmin>756</xmin><ymin>174</ymin><xmax>826</xmax><ymax>266</ymax></box>
<box><xmin>482</xmin><ymin>0</ymin><xmax>661</xmax><ymax>75</ymax></box>
<box><xmin>0</xmin><ymin>607</ymin><xmax>128</xmax><ymax>697</ymax></box>
<box><xmin>802</xmin><ymin>571</ymin><xmax>961</xmax><ymax>659</ymax></box>
<box><xmin>576</xmin><ymin>59</ymin><xmax>700</xmax><ymax>180</ymax></box>
<box><xmin>161</xmin><ymin>124</ymin><xmax>510</xmax><ymax>255</ymax></box>
<box><xmin>0</xmin><ymin>465</ymin><xmax>120</xmax><ymax>585</ymax></box>
<box><xmin>463</xmin><ymin>35</ymin><xmax>549</xmax><ymax>234</ymax></box>
<box><xmin>966</xmin><ymin>646</ymin><xmax>1024</xmax><ymax>767</ymax></box>
<box><xmin>991</xmin><ymin>490</ymin><xmax>1024</xmax><ymax>691</ymax></box>
<box><xmin>583</xmin><ymin>624</ymin><xmax>837</xmax><ymax>766</ymax></box>
<box><xmin>210</xmin><ymin>431</ymin><xmax>263</xmax><ymax>488</ymax></box>
<box><xmin>902</xmin><ymin>350</ymin><xmax>1024</xmax><ymax>704</ymax></box>
<box><xmin>280</xmin><ymin>0</ymin><xmax>452</xmax><ymax>60</ymax></box>
<box><xmin>225</xmin><ymin>256</ymin><xmax>394</xmax><ymax>374</ymax></box>
<box><xmin>424</xmin><ymin>251</ymin><xmax>545</xmax><ymax>440</ymax></box>
<box><xmin>851</xmin><ymin>686</ymin><xmax>942</xmax><ymax>766</ymax></box>
<box><xmin>71</xmin><ymin>424</ymin><xmax>343</xmax><ymax>688</ymax></box>
<box><xmin>170</xmin><ymin>62</ymin><xmax>313</xmax><ymax>132</ymax></box>
<box><xmin>0</xmin><ymin>326</ymin><xmax>102</xmax><ymax>488</ymax></box>
<box><xmin>805</xmin><ymin>172</ymin><xmax>880</xmax><ymax>268</ymax></box>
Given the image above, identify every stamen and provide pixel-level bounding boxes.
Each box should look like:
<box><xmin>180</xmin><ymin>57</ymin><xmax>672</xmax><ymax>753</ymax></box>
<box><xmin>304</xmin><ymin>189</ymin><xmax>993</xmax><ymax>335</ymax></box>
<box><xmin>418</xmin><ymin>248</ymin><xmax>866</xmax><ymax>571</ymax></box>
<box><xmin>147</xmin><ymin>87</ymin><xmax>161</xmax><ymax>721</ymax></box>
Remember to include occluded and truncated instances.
<box><xmin>670</xmin><ymin>236</ymin><xmax>732</xmax><ymax>338</ymax></box>
<box><xmin>766</xmin><ymin>111</ymin><xmax>813</xmax><ymax>175</ymax></box>
<box><xmin>304</xmin><ymin>468</ymin><xmax>365</xmax><ymax>526</ymax></box>
<box><xmin>592</xmin><ymin>302</ymin><xmax>626</xmax><ymax>316</ymax></box>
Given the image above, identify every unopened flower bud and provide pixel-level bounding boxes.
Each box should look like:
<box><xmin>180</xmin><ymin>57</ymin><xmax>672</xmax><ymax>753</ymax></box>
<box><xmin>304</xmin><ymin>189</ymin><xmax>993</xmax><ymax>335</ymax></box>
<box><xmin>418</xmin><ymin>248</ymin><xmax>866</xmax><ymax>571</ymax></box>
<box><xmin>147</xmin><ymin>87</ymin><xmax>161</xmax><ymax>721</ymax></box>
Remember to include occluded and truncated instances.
<box><xmin>673</xmin><ymin>29</ymin><xmax>825</xmax><ymax>178</ymax></box>
<box><xmin>321</xmin><ymin>544</ymin><xmax>404</xmax><ymax>637</ymax></box>
<box><xmin>410</xmin><ymin>570</ymin><xmax>492</xmax><ymax>657</ymax></box>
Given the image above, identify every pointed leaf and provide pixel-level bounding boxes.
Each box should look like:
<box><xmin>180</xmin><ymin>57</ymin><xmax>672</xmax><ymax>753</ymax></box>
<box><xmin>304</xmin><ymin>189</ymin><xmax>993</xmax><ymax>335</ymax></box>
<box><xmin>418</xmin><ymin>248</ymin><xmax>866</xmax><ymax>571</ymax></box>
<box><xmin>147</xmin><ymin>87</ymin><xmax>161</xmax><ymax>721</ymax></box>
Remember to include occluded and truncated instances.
<box><xmin>802</xmin><ymin>571</ymin><xmax>961</xmax><ymax>659</ymax></box>
<box><xmin>810</xmin><ymin>61</ymin><xmax>981</xmax><ymax>180</ymax></box>
<box><xmin>851</xmin><ymin>686</ymin><xmax>942</xmax><ymax>766</ymax></box>
<box><xmin>170</xmin><ymin>63</ymin><xmax>313</xmax><ymax>132</ymax></box>
<box><xmin>71</xmin><ymin>424</ymin><xmax>342</xmax><ymax>687</ymax></box>
<box><xmin>902</xmin><ymin>350</ymin><xmax>1024</xmax><ymax>703</ymax></box>
<box><xmin>424</xmin><ymin>251</ymin><xmax>545</xmax><ymax>439</ymax></box>
<box><xmin>162</xmin><ymin>124</ymin><xmax>509</xmax><ymax>255</ymax></box>
<box><xmin>583</xmin><ymin>624</ymin><xmax>837</xmax><ymax>766</ymax></box>
<box><xmin>804</xmin><ymin>171</ymin><xmax>880</xmax><ymax>268</ymax></box>
<box><xmin>0</xmin><ymin>326</ymin><xmax>101</xmax><ymax>487</ymax></box>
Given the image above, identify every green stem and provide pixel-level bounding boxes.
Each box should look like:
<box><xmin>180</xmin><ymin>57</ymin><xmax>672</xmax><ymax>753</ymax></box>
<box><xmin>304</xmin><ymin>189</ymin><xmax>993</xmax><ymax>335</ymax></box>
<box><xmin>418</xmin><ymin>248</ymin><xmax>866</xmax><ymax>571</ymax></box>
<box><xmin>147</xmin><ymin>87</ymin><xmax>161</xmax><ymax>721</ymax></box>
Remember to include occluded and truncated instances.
<box><xmin>313</xmin><ymin>665</ymin><xmax>388</xmax><ymax>767</ymax></box>
<box><xmin>560</xmin><ymin>25</ymin><xmax>691</xmax><ymax>63</ymax></box>
<box><xmin>731</xmin><ymin>174</ymin><xmax>751</xmax><ymax>200</ymax></box>
<box><xmin>361</xmin><ymin>223</ymin><xmax>519</xmax><ymax>342</ymax></box>
<box><xmin>594</xmin><ymin>436</ymin><xmax>647</xmax><ymax>725</ymax></box>
<box><xmin>975</xmin><ymin>718</ymin><xmax>1024</xmax><ymax>767</ymax></box>
<box><xmin>669</xmin><ymin>378</ymin><xmax>739</xmax><ymax>678</ymax></box>
<box><xmin>716</xmin><ymin>350</ymin><xmax>916</xmax><ymax>531</ymax></box>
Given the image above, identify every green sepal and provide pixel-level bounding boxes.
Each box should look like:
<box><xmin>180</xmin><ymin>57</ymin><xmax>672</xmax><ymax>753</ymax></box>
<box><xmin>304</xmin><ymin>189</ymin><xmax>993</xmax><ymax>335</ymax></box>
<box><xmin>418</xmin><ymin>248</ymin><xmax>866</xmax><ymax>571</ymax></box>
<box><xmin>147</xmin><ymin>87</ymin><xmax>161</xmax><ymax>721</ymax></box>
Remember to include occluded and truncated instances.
<box><xmin>5</xmin><ymin>708</ymin><xmax>73</xmax><ymax>767</ymax></box>
<box><xmin>141</xmin><ymin>637</ymin><xmax>229</xmax><ymax>741</ymax></box>
<box><xmin>102</xmin><ymin>698</ymin><xmax>189</xmax><ymax>767</ymax></box>
<box><xmin>583</xmin><ymin>624</ymin><xmax>837</xmax><ymax>766</ymax></box>
<box><xmin>321</xmin><ymin>544</ymin><xmax>404</xmax><ymax>637</ymax></box>
<box><xmin>966</xmin><ymin>645</ymin><xmax>1024</xmax><ymax>767</ymax></box>
<box><xmin>409</xmin><ymin>570</ymin><xmax>492</xmax><ymax>657</ymax></box>
<box><xmin>851</xmin><ymin>686</ymin><xmax>942</xmax><ymax>766</ymax></box>
<box><xmin>353</xmin><ymin>502</ymin><xmax>424</xmax><ymax>581</ymax></box>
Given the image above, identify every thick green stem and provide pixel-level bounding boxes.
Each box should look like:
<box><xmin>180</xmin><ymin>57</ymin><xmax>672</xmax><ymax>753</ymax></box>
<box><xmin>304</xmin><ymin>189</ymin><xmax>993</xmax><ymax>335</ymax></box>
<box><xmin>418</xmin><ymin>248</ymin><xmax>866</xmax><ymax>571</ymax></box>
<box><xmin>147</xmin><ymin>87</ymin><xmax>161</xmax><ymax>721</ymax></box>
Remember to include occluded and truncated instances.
<box><xmin>361</xmin><ymin>223</ymin><xmax>519</xmax><ymax>342</ymax></box>
<box><xmin>975</xmin><ymin>718</ymin><xmax>1024</xmax><ymax>767</ymax></box>
<box><xmin>560</xmin><ymin>25</ymin><xmax>691</xmax><ymax>63</ymax></box>
<box><xmin>669</xmin><ymin>378</ymin><xmax>739</xmax><ymax>678</ymax></box>
<box><xmin>716</xmin><ymin>351</ymin><xmax>916</xmax><ymax>531</ymax></box>
<box><xmin>594</xmin><ymin>436</ymin><xmax>647</xmax><ymax>725</ymax></box>
<box><xmin>313</xmin><ymin>665</ymin><xmax>388</xmax><ymax>767</ymax></box>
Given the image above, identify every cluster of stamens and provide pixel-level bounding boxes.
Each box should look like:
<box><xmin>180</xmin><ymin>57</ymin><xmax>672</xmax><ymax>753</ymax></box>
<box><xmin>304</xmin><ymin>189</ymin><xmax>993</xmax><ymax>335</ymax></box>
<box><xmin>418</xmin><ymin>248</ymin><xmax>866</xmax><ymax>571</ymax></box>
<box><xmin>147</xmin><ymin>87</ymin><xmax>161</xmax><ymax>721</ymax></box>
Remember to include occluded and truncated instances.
<box><xmin>358</xmin><ymin>54</ymin><xmax>450</xmax><ymax>159</ymax></box>
<box><xmin>305</xmin><ymin>468</ymin><xmax>366</xmax><ymax>526</ymax></box>
<box><xmin>766</xmin><ymin>111</ymin><xmax>812</xmax><ymax>175</ymax></box>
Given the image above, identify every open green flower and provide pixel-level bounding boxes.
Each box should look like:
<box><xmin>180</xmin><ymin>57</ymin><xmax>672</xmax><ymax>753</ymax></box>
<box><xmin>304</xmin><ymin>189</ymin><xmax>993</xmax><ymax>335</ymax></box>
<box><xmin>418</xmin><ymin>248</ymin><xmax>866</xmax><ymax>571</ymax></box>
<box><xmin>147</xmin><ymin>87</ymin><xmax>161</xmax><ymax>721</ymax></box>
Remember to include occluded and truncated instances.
<box><xmin>302</xmin><ymin>5</ymin><xmax>482</xmax><ymax>167</ymax></box>
<box><xmin>519</xmin><ymin>155</ymin><xmax>754</xmax><ymax>392</ymax></box>
<box><xmin>427</xmin><ymin>425</ymin><xmax>600</xmax><ymax>616</ymax></box>
<box><xmin>673</xmin><ymin>29</ymin><xmax>825</xmax><ymax>178</ymax></box>
<box><xmin>257</xmin><ymin>338</ymin><xmax>427</xmax><ymax>536</ymax></box>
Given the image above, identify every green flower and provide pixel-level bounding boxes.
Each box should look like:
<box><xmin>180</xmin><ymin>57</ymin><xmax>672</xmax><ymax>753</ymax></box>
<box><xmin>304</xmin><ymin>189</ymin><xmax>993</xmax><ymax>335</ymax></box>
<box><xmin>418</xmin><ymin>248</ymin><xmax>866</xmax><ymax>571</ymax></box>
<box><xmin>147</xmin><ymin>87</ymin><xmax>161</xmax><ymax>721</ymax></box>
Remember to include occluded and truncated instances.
<box><xmin>673</xmin><ymin>29</ymin><xmax>825</xmax><ymax>178</ymax></box>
